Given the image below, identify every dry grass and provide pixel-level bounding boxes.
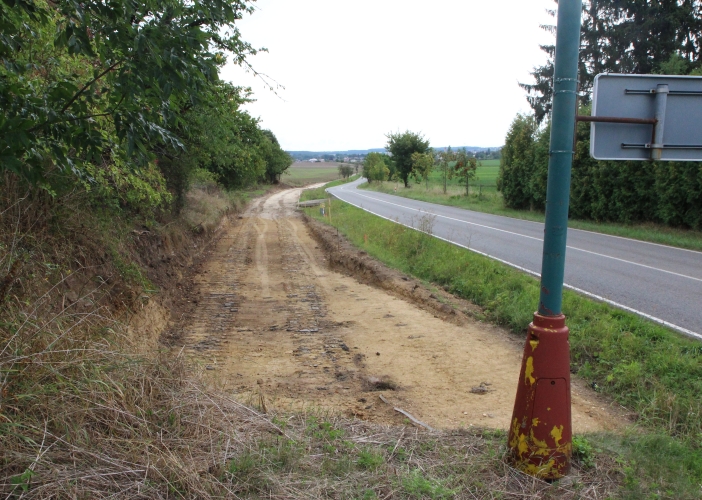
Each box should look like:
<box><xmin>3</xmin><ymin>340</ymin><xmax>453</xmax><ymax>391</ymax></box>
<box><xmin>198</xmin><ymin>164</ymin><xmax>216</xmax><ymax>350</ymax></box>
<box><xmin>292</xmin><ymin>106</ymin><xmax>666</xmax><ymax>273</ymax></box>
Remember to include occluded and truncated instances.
<box><xmin>0</xmin><ymin>177</ymin><xmax>282</xmax><ymax>497</ymax></box>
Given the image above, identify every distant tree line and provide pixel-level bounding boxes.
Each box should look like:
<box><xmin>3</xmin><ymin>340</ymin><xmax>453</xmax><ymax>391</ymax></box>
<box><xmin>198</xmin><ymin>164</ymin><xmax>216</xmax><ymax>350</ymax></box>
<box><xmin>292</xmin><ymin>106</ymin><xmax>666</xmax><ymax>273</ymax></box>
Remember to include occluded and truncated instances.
<box><xmin>500</xmin><ymin>0</ymin><xmax>702</xmax><ymax>229</ymax></box>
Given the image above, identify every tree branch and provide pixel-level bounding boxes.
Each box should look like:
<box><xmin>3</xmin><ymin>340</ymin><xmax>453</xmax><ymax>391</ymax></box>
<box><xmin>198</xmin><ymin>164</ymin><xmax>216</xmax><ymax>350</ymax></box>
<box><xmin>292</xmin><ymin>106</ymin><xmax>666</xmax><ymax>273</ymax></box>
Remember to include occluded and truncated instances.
<box><xmin>60</xmin><ymin>60</ymin><xmax>123</xmax><ymax>113</ymax></box>
<box><xmin>27</xmin><ymin>113</ymin><xmax>112</xmax><ymax>133</ymax></box>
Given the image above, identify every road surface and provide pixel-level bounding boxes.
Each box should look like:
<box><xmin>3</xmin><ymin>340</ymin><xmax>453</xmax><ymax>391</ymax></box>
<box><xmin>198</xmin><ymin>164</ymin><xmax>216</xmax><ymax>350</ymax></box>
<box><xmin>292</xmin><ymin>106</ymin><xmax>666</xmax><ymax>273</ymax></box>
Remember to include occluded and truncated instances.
<box><xmin>328</xmin><ymin>178</ymin><xmax>702</xmax><ymax>339</ymax></box>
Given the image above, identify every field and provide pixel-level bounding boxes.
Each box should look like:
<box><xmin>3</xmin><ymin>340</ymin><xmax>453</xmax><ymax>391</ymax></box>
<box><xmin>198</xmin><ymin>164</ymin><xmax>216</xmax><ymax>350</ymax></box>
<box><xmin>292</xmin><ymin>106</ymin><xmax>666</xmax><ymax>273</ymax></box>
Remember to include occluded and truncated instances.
<box><xmin>283</xmin><ymin>161</ymin><xmax>360</xmax><ymax>187</ymax></box>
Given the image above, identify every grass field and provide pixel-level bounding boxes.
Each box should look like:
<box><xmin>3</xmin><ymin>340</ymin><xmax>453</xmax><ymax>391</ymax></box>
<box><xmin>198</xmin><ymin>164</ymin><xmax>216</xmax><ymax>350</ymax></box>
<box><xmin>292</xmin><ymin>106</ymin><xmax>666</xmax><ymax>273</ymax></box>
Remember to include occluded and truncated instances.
<box><xmin>362</xmin><ymin>159</ymin><xmax>702</xmax><ymax>251</ymax></box>
<box><xmin>305</xmin><ymin>198</ymin><xmax>702</xmax><ymax>498</ymax></box>
<box><xmin>283</xmin><ymin>162</ymin><xmax>360</xmax><ymax>187</ymax></box>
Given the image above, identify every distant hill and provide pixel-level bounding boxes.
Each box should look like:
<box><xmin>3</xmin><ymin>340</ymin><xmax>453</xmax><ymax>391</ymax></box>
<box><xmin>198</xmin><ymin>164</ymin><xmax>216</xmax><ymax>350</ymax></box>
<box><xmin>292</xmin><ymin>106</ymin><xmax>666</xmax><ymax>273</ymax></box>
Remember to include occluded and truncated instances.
<box><xmin>287</xmin><ymin>148</ymin><xmax>385</xmax><ymax>158</ymax></box>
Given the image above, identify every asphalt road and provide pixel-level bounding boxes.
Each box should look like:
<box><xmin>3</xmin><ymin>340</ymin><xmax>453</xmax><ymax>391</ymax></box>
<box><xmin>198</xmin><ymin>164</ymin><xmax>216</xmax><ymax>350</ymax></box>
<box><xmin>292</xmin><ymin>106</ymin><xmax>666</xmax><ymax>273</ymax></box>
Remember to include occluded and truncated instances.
<box><xmin>327</xmin><ymin>178</ymin><xmax>702</xmax><ymax>339</ymax></box>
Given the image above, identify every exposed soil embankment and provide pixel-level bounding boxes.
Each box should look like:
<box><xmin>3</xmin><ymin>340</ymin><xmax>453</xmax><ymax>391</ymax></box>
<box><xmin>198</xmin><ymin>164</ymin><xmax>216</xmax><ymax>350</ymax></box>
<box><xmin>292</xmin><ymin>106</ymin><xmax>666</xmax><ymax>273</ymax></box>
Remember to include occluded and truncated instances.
<box><xmin>303</xmin><ymin>213</ymin><xmax>483</xmax><ymax>327</ymax></box>
<box><xmin>175</xmin><ymin>186</ymin><xmax>624</xmax><ymax>432</ymax></box>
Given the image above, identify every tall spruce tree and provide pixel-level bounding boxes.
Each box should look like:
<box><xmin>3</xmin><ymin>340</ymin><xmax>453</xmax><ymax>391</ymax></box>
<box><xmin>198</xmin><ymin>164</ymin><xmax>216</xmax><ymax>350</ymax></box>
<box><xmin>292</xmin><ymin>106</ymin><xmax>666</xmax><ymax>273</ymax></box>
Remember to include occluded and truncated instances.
<box><xmin>521</xmin><ymin>0</ymin><xmax>702</xmax><ymax>123</ymax></box>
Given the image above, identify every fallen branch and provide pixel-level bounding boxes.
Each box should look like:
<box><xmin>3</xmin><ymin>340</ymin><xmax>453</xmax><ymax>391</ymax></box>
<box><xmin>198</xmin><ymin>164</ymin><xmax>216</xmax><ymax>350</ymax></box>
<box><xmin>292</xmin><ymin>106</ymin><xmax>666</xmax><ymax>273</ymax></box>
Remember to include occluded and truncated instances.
<box><xmin>378</xmin><ymin>394</ymin><xmax>435</xmax><ymax>432</ymax></box>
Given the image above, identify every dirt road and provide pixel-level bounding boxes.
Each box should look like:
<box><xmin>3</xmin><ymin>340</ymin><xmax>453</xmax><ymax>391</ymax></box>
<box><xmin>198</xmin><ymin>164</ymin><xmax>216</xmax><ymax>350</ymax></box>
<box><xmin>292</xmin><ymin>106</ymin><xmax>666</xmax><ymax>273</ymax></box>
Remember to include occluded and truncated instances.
<box><xmin>180</xmin><ymin>187</ymin><xmax>621</xmax><ymax>431</ymax></box>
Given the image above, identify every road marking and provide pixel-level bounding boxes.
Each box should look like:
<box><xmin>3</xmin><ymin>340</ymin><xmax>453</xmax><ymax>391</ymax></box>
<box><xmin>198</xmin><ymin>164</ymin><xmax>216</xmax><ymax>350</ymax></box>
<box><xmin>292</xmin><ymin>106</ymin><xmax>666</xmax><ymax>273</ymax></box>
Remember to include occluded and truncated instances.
<box><xmin>339</xmin><ymin>189</ymin><xmax>702</xmax><ymax>283</ymax></box>
<box><xmin>329</xmin><ymin>188</ymin><xmax>701</xmax><ymax>340</ymax></box>
<box><xmin>340</xmin><ymin>180</ymin><xmax>702</xmax><ymax>256</ymax></box>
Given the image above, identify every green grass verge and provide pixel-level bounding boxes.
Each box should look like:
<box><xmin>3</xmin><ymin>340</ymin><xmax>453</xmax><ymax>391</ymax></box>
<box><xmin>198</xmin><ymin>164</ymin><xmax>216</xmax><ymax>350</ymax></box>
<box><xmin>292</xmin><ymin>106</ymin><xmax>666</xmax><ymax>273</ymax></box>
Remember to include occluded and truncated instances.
<box><xmin>299</xmin><ymin>174</ymin><xmax>360</xmax><ymax>202</ymax></box>
<box><xmin>305</xmin><ymin>199</ymin><xmax>702</xmax><ymax>497</ymax></box>
<box><xmin>362</xmin><ymin>162</ymin><xmax>702</xmax><ymax>252</ymax></box>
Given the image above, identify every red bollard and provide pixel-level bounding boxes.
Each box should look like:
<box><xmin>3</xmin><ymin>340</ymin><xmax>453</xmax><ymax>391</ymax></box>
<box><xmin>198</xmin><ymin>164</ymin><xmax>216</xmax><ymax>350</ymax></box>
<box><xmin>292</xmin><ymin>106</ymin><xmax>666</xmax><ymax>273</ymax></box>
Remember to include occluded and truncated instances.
<box><xmin>508</xmin><ymin>313</ymin><xmax>572</xmax><ymax>479</ymax></box>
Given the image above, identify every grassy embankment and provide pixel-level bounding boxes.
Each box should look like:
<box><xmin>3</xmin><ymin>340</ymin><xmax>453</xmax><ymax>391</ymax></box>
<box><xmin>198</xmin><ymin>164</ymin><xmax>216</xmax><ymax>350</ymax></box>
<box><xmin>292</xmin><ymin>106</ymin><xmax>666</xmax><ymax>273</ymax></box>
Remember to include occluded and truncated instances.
<box><xmin>0</xmin><ymin>178</ymin><xmax>273</xmax><ymax>496</ymax></box>
<box><xmin>362</xmin><ymin>159</ymin><xmax>702</xmax><ymax>252</ymax></box>
<box><xmin>305</xmin><ymin>197</ymin><xmax>702</xmax><ymax>498</ymax></box>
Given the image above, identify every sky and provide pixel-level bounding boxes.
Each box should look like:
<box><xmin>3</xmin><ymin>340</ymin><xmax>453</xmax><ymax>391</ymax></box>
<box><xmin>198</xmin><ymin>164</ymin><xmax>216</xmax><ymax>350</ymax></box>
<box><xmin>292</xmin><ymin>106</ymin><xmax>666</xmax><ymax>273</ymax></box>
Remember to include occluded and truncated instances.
<box><xmin>220</xmin><ymin>0</ymin><xmax>556</xmax><ymax>152</ymax></box>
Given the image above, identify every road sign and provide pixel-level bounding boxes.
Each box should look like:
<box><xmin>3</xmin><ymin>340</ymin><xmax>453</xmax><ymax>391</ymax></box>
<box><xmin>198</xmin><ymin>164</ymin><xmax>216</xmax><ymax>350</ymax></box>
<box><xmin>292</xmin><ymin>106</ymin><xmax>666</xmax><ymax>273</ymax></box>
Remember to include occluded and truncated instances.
<box><xmin>590</xmin><ymin>73</ymin><xmax>702</xmax><ymax>161</ymax></box>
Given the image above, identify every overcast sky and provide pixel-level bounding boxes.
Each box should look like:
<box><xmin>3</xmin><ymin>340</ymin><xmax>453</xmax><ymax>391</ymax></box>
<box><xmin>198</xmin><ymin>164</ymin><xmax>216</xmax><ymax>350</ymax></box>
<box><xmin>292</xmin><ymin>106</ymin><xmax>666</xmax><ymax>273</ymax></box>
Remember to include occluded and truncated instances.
<box><xmin>220</xmin><ymin>0</ymin><xmax>555</xmax><ymax>151</ymax></box>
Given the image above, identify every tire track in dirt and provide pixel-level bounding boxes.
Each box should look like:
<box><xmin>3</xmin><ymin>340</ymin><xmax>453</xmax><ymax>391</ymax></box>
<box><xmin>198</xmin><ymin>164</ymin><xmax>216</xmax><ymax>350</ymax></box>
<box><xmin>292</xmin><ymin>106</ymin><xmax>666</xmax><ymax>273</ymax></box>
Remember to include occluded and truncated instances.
<box><xmin>179</xmin><ymin>188</ymin><xmax>627</xmax><ymax>432</ymax></box>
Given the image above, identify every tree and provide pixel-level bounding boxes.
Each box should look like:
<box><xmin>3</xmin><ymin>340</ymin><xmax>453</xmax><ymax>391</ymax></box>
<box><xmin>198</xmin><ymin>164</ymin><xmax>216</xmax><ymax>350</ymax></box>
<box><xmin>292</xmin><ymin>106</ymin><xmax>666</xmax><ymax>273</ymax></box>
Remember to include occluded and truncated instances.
<box><xmin>261</xmin><ymin>130</ymin><xmax>293</xmax><ymax>183</ymax></box>
<box><xmin>497</xmin><ymin>115</ymin><xmax>537</xmax><ymax>208</ymax></box>
<box><xmin>0</xmin><ymin>0</ymin><xmax>259</xmax><ymax>186</ymax></box>
<box><xmin>521</xmin><ymin>1</ymin><xmax>702</xmax><ymax>123</ymax></box>
<box><xmin>453</xmin><ymin>149</ymin><xmax>478</xmax><ymax>196</ymax></box>
<box><xmin>386</xmin><ymin>131</ymin><xmax>430</xmax><ymax>187</ymax></box>
<box><xmin>338</xmin><ymin>164</ymin><xmax>354</xmax><ymax>179</ymax></box>
<box><xmin>363</xmin><ymin>153</ymin><xmax>389</xmax><ymax>183</ymax></box>
<box><xmin>411</xmin><ymin>151</ymin><xmax>434</xmax><ymax>189</ymax></box>
<box><xmin>438</xmin><ymin>147</ymin><xmax>455</xmax><ymax>194</ymax></box>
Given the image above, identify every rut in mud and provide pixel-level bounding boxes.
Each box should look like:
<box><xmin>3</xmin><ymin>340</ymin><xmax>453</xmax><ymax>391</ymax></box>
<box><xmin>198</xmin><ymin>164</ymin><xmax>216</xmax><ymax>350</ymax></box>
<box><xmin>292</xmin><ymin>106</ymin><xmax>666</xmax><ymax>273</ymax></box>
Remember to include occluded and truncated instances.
<box><xmin>177</xmin><ymin>187</ymin><xmax>624</xmax><ymax>431</ymax></box>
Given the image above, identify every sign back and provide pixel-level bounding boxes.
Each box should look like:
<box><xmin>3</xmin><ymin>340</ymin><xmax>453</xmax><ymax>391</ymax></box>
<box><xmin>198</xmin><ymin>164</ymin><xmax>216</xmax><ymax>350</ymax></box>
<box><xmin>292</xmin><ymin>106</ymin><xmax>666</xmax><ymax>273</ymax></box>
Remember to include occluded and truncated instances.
<box><xmin>590</xmin><ymin>73</ymin><xmax>702</xmax><ymax>161</ymax></box>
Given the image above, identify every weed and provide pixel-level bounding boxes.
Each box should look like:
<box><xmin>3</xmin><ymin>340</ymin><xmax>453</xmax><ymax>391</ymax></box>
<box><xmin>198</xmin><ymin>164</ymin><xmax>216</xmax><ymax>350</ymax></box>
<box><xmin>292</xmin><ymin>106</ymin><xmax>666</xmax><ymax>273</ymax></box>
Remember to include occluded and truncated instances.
<box><xmin>402</xmin><ymin>469</ymin><xmax>456</xmax><ymax>499</ymax></box>
<box><xmin>572</xmin><ymin>435</ymin><xmax>597</xmax><ymax>469</ymax></box>
<box><xmin>359</xmin><ymin>489</ymin><xmax>378</xmax><ymax>500</ymax></box>
<box><xmin>357</xmin><ymin>449</ymin><xmax>385</xmax><ymax>470</ymax></box>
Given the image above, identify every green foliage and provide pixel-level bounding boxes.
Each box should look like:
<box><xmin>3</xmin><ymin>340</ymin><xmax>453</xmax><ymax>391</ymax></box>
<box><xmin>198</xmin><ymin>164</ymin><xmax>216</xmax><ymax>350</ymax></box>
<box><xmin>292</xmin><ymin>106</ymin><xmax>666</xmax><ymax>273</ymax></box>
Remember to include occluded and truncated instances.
<box><xmin>497</xmin><ymin>114</ymin><xmax>539</xmax><ymax>209</ymax></box>
<box><xmin>402</xmin><ymin>470</ymin><xmax>455</xmax><ymax>499</ymax></box>
<box><xmin>436</xmin><ymin>146</ymin><xmax>454</xmax><ymax>194</ymax></box>
<box><xmin>658</xmin><ymin>53</ymin><xmax>691</xmax><ymax>75</ymax></box>
<box><xmin>592</xmin><ymin>432</ymin><xmax>702</xmax><ymax>499</ymax></box>
<box><xmin>356</xmin><ymin>449</ymin><xmax>384</xmax><ymax>470</ymax></box>
<box><xmin>363</xmin><ymin>152</ymin><xmax>390</xmax><ymax>183</ymax></box>
<box><xmin>452</xmin><ymin>148</ymin><xmax>478</xmax><ymax>195</ymax></box>
<box><xmin>0</xmin><ymin>0</ymin><xmax>288</xmax><ymax>219</ymax></box>
<box><xmin>338</xmin><ymin>164</ymin><xmax>354</xmax><ymax>179</ymax></box>
<box><xmin>410</xmin><ymin>150</ymin><xmax>434</xmax><ymax>187</ymax></box>
<box><xmin>522</xmin><ymin>1</ymin><xmax>702</xmax><ymax>122</ymax></box>
<box><xmin>1</xmin><ymin>0</ymin><xmax>258</xmax><ymax>184</ymax></box>
<box><xmin>499</xmin><ymin>111</ymin><xmax>702</xmax><ymax>229</ymax></box>
<box><xmin>261</xmin><ymin>129</ymin><xmax>294</xmax><ymax>183</ymax></box>
<box><xmin>10</xmin><ymin>468</ymin><xmax>36</xmax><ymax>494</ymax></box>
<box><xmin>386</xmin><ymin>131</ymin><xmax>430</xmax><ymax>187</ymax></box>
<box><xmin>572</xmin><ymin>435</ymin><xmax>597</xmax><ymax>469</ymax></box>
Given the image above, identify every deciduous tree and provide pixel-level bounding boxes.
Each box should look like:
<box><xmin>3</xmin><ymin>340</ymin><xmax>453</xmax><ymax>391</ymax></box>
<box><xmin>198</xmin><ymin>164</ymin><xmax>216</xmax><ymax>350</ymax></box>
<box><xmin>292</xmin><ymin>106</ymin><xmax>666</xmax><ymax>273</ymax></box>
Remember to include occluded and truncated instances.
<box><xmin>453</xmin><ymin>149</ymin><xmax>477</xmax><ymax>196</ymax></box>
<box><xmin>363</xmin><ymin>153</ymin><xmax>389</xmax><ymax>183</ymax></box>
<box><xmin>410</xmin><ymin>151</ymin><xmax>434</xmax><ymax>188</ymax></box>
<box><xmin>385</xmin><ymin>131</ymin><xmax>430</xmax><ymax>187</ymax></box>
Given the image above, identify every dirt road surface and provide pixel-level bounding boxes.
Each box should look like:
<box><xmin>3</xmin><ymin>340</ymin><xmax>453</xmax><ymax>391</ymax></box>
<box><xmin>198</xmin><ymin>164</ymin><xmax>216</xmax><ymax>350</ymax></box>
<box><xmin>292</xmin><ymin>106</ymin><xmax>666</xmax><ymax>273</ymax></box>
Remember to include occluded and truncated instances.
<box><xmin>179</xmin><ymin>187</ymin><xmax>622</xmax><ymax>432</ymax></box>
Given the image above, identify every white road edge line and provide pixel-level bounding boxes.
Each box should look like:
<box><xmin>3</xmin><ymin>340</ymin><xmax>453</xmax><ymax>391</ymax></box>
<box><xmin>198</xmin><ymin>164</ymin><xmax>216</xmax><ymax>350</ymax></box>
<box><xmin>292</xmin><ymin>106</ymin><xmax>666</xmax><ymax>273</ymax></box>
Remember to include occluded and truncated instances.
<box><xmin>339</xmin><ymin>180</ymin><xmax>702</xmax><ymax>256</ymax></box>
<box><xmin>344</xmin><ymin>188</ymin><xmax>702</xmax><ymax>283</ymax></box>
<box><xmin>328</xmin><ymin>189</ymin><xmax>702</xmax><ymax>341</ymax></box>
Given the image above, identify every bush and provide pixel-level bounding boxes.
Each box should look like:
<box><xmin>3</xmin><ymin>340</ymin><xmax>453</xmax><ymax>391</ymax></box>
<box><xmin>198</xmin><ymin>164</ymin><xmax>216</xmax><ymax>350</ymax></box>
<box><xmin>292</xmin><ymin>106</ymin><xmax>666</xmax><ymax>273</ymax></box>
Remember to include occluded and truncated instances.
<box><xmin>498</xmin><ymin>112</ymin><xmax>702</xmax><ymax>229</ymax></box>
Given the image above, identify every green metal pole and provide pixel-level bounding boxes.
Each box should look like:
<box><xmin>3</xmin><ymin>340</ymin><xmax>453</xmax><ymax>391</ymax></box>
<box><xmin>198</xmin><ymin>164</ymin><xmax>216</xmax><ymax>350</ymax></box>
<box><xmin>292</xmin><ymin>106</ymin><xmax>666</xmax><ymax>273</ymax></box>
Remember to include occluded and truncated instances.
<box><xmin>539</xmin><ymin>0</ymin><xmax>582</xmax><ymax>316</ymax></box>
<box><xmin>507</xmin><ymin>0</ymin><xmax>582</xmax><ymax>480</ymax></box>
